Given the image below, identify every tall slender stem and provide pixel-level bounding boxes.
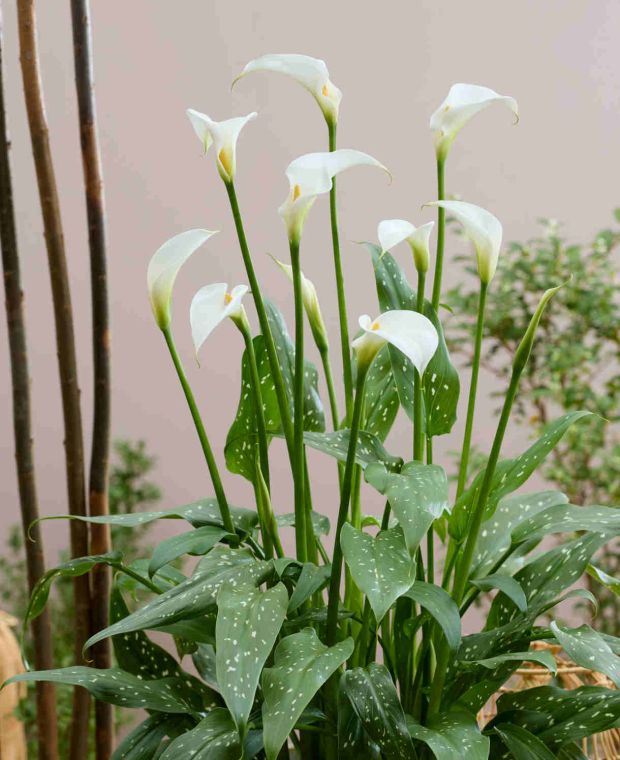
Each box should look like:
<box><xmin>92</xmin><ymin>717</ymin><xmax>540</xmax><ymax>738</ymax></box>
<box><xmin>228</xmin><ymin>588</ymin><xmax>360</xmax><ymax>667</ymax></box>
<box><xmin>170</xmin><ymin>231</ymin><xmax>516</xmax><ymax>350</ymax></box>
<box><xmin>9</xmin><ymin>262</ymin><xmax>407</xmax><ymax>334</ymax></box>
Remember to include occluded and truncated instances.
<box><xmin>289</xmin><ymin>239</ymin><xmax>307</xmax><ymax>563</ymax></box>
<box><xmin>328</xmin><ymin>122</ymin><xmax>353</xmax><ymax>422</ymax></box>
<box><xmin>455</xmin><ymin>282</ymin><xmax>487</xmax><ymax>499</ymax></box>
<box><xmin>69</xmin><ymin>1</ymin><xmax>113</xmax><ymax>753</ymax></box>
<box><xmin>431</xmin><ymin>158</ymin><xmax>446</xmax><ymax>311</ymax></box>
<box><xmin>162</xmin><ymin>327</ymin><xmax>235</xmax><ymax>535</ymax></box>
<box><xmin>0</xmin><ymin>10</ymin><xmax>58</xmax><ymax>756</ymax></box>
<box><xmin>413</xmin><ymin>271</ymin><xmax>426</xmax><ymax>460</ymax></box>
<box><xmin>319</xmin><ymin>347</ymin><xmax>340</xmax><ymax>430</ymax></box>
<box><xmin>238</xmin><ymin>321</ymin><xmax>270</xmax><ymax>491</ymax></box>
<box><xmin>16</xmin><ymin>3</ymin><xmax>92</xmax><ymax>756</ymax></box>
<box><xmin>326</xmin><ymin>367</ymin><xmax>368</xmax><ymax>646</ymax></box>
<box><xmin>225</xmin><ymin>181</ymin><xmax>295</xmax><ymax>457</ymax></box>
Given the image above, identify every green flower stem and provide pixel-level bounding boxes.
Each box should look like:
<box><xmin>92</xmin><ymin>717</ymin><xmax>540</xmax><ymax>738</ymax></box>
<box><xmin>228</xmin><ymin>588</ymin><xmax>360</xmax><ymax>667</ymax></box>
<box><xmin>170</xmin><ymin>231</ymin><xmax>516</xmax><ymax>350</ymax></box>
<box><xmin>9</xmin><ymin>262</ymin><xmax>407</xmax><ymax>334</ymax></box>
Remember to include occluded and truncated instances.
<box><xmin>319</xmin><ymin>346</ymin><xmax>340</xmax><ymax>430</ymax></box>
<box><xmin>253</xmin><ymin>478</ymin><xmax>273</xmax><ymax>560</ymax></box>
<box><xmin>225</xmin><ymin>181</ymin><xmax>295</xmax><ymax>459</ymax></box>
<box><xmin>162</xmin><ymin>327</ymin><xmax>235</xmax><ymax>535</ymax></box>
<box><xmin>236</xmin><ymin>318</ymin><xmax>271</xmax><ymax>491</ymax></box>
<box><xmin>455</xmin><ymin>281</ymin><xmax>488</xmax><ymax>499</ymax></box>
<box><xmin>431</xmin><ymin>157</ymin><xmax>446</xmax><ymax>311</ymax></box>
<box><xmin>413</xmin><ymin>270</ymin><xmax>426</xmax><ymax>461</ymax></box>
<box><xmin>290</xmin><ymin>238</ymin><xmax>308</xmax><ymax>563</ymax></box>
<box><xmin>429</xmin><ymin>368</ymin><xmax>520</xmax><ymax>718</ymax></box>
<box><xmin>118</xmin><ymin>563</ymin><xmax>162</xmax><ymax>595</ymax></box>
<box><xmin>326</xmin><ymin>365</ymin><xmax>368</xmax><ymax>646</ymax></box>
<box><xmin>328</xmin><ymin>121</ymin><xmax>353</xmax><ymax>423</ymax></box>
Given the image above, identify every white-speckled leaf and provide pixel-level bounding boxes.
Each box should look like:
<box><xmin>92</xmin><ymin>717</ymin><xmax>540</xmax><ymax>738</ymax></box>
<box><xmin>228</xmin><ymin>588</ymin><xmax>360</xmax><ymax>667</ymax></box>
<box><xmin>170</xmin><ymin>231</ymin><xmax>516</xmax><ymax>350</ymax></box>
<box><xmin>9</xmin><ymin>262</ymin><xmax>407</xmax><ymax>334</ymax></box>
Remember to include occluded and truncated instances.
<box><xmin>340</xmin><ymin>664</ymin><xmax>414</xmax><ymax>759</ymax></box>
<box><xmin>337</xmin><ymin>685</ymin><xmax>381</xmax><ymax>759</ymax></box>
<box><xmin>216</xmin><ymin>582</ymin><xmax>288</xmax><ymax>736</ymax></box>
<box><xmin>276</xmin><ymin>511</ymin><xmax>330</xmax><ymax>536</ymax></box>
<box><xmin>85</xmin><ymin>547</ymin><xmax>268</xmax><ymax>649</ymax></box>
<box><xmin>407</xmin><ymin>708</ymin><xmax>489</xmax><ymax>759</ymax></box>
<box><xmin>512</xmin><ymin>503</ymin><xmax>620</xmax><ymax>544</ymax></box>
<box><xmin>423</xmin><ymin>301</ymin><xmax>460</xmax><ymax>437</ymax></box>
<box><xmin>148</xmin><ymin>526</ymin><xmax>231</xmax><ymax>577</ymax></box>
<box><xmin>551</xmin><ymin>622</ymin><xmax>620</xmax><ymax>688</ymax></box>
<box><xmin>493</xmin><ymin>723</ymin><xmax>556</xmax><ymax>760</ymax></box>
<box><xmin>363</xmin><ymin>345</ymin><xmax>400</xmax><ymax>442</ymax></box>
<box><xmin>470</xmin><ymin>574</ymin><xmax>527</xmax><ymax>613</ymax></box>
<box><xmin>341</xmin><ymin>524</ymin><xmax>416</xmax><ymax>623</ymax></box>
<box><xmin>287</xmin><ymin>563</ymin><xmax>331</xmax><ymax>612</ymax></box>
<box><xmin>111</xmin><ymin>714</ymin><xmax>194</xmax><ymax>760</ymax></box>
<box><xmin>261</xmin><ymin>628</ymin><xmax>353</xmax><ymax>760</ymax></box>
<box><xmin>304</xmin><ymin>429</ymin><xmax>403</xmax><ymax>471</ymax></box>
<box><xmin>6</xmin><ymin>667</ymin><xmax>204</xmax><ymax>713</ymax></box>
<box><xmin>468</xmin><ymin>649</ymin><xmax>557</xmax><ymax>673</ymax></box>
<box><xmin>158</xmin><ymin>709</ymin><xmax>243</xmax><ymax>759</ymax></box>
<box><xmin>404</xmin><ymin>581</ymin><xmax>461</xmax><ymax>651</ymax></box>
<box><xmin>365</xmin><ymin>462</ymin><xmax>449</xmax><ymax>555</ymax></box>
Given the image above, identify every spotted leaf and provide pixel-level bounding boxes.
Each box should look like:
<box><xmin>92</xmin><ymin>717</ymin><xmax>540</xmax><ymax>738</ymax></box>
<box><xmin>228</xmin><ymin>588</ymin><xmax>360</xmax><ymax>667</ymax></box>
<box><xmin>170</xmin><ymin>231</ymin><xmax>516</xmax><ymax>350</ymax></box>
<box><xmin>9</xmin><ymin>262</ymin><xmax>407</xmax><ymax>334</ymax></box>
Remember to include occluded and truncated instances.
<box><xmin>550</xmin><ymin>622</ymin><xmax>620</xmax><ymax>688</ymax></box>
<box><xmin>422</xmin><ymin>300</ymin><xmax>460</xmax><ymax>437</ymax></box>
<box><xmin>304</xmin><ymin>429</ymin><xmax>403</xmax><ymax>471</ymax></box>
<box><xmin>111</xmin><ymin>714</ymin><xmax>195</xmax><ymax>760</ymax></box>
<box><xmin>148</xmin><ymin>526</ymin><xmax>231</xmax><ymax>577</ymax></box>
<box><xmin>404</xmin><ymin>581</ymin><xmax>461</xmax><ymax>651</ymax></box>
<box><xmin>261</xmin><ymin>628</ymin><xmax>353</xmax><ymax>760</ymax></box>
<box><xmin>407</xmin><ymin>708</ymin><xmax>489</xmax><ymax>759</ymax></box>
<box><xmin>363</xmin><ymin>345</ymin><xmax>400</xmax><ymax>442</ymax></box>
<box><xmin>492</xmin><ymin>723</ymin><xmax>556</xmax><ymax>760</ymax></box>
<box><xmin>158</xmin><ymin>708</ymin><xmax>243</xmax><ymax>759</ymax></box>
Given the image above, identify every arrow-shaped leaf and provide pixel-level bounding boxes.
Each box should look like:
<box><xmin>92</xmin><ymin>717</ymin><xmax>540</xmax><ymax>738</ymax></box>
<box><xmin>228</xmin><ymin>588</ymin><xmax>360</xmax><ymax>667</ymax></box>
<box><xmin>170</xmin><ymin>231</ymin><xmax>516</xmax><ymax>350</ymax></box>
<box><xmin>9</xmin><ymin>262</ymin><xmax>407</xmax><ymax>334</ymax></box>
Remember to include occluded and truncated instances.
<box><xmin>159</xmin><ymin>708</ymin><xmax>242</xmax><ymax>760</ymax></box>
<box><xmin>407</xmin><ymin>708</ymin><xmax>489</xmax><ymax>760</ymax></box>
<box><xmin>304</xmin><ymin>429</ymin><xmax>403</xmax><ymax>471</ymax></box>
<box><xmin>551</xmin><ymin>621</ymin><xmax>620</xmax><ymax>688</ymax></box>
<box><xmin>148</xmin><ymin>526</ymin><xmax>231</xmax><ymax>577</ymax></box>
<box><xmin>493</xmin><ymin>724</ymin><xmax>556</xmax><ymax>760</ymax></box>
<box><xmin>111</xmin><ymin>714</ymin><xmax>195</xmax><ymax>760</ymax></box>
<box><xmin>404</xmin><ymin>581</ymin><xmax>461</xmax><ymax>651</ymax></box>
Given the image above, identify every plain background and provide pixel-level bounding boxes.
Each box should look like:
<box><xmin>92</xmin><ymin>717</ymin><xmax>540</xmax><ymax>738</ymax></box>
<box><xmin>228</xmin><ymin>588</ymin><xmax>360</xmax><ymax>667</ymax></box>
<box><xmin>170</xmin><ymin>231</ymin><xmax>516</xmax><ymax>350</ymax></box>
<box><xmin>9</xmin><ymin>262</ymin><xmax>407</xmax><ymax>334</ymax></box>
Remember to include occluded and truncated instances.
<box><xmin>1</xmin><ymin>0</ymin><xmax>619</xmax><ymax>561</ymax></box>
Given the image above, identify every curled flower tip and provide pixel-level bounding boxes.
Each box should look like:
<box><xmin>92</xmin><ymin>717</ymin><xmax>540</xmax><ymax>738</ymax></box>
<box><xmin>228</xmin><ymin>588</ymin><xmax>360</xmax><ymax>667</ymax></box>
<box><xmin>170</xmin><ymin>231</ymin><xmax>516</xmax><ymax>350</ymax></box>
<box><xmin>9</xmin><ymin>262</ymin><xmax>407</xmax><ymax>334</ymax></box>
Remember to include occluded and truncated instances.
<box><xmin>186</xmin><ymin>109</ymin><xmax>257</xmax><ymax>183</ymax></box>
<box><xmin>147</xmin><ymin>229</ymin><xmax>218</xmax><ymax>330</ymax></box>
<box><xmin>233</xmin><ymin>53</ymin><xmax>342</xmax><ymax>125</ymax></box>
<box><xmin>190</xmin><ymin>283</ymin><xmax>249</xmax><ymax>360</ymax></box>
<box><xmin>430</xmin><ymin>83</ymin><xmax>518</xmax><ymax>160</ymax></box>
<box><xmin>353</xmin><ymin>310</ymin><xmax>438</xmax><ymax>373</ymax></box>
<box><xmin>279</xmin><ymin>149</ymin><xmax>389</xmax><ymax>244</ymax></box>
<box><xmin>425</xmin><ymin>200</ymin><xmax>502</xmax><ymax>285</ymax></box>
<box><xmin>377</xmin><ymin>219</ymin><xmax>434</xmax><ymax>273</ymax></box>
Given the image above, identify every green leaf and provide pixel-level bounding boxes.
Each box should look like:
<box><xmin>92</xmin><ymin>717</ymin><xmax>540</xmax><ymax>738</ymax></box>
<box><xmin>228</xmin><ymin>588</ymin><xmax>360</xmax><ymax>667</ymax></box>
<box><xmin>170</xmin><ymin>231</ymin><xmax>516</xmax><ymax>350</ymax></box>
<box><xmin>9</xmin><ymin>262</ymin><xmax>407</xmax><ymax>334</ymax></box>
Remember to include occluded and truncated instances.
<box><xmin>340</xmin><ymin>664</ymin><xmax>415</xmax><ymax>759</ymax></box>
<box><xmin>338</xmin><ymin>686</ymin><xmax>381</xmax><ymax>759</ymax></box>
<box><xmin>192</xmin><ymin>644</ymin><xmax>218</xmax><ymax>691</ymax></box>
<box><xmin>550</xmin><ymin>621</ymin><xmax>620</xmax><ymax>687</ymax></box>
<box><xmin>287</xmin><ymin>563</ymin><xmax>331</xmax><ymax>612</ymax></box>
<box><xmin>148</xmin><ymin>526</ymin><xmax>231</xmax><ymax>577</ymax></box>
<box><xmin>276</xmin><ymin>511</ymin><xmax>330</xmax><ymax>536</ymax></box>
<box><xmin>341</xmin><ymin>524</ymin><xmax>416</xmax><ymax>623</ymax></box>
<box><xmin>85</xmin><ymin>547</ymin><xmax>268</xmax><ymax>649</ymax></box>
<box><xmin>216</xmin><ymin>581</ymin><xmax>288</xmax><ymax>736</ymax></box>
<box><xmin>261</xmin><ymin>628</ymin><xmax>353</xmax><ymax>760</ymax></box>
<box><xmin>423</xmin><ymin>300</ymin><xmax>460</xmax><ymax>437</ymax></box>
<box><xmin>407</xmin><ymin>708</ymin><xmax>489</xmax><ymax>760</ymax></box>
<box><xmin>512</xmin><ymin>503</ymin><xmax>620</xmax><ymax>544</ymax></box>
<box><xmin>225</xmin><ymin>299</ymin><xmax>325</xmax><ymax>481</ymax></box>
<box><xmin>404</xmin><ymin>581</ymin><xmax>461</xmax><ymax>651</ymax></box>
<box><xmin>587</xmin><ymin>563</ymin><xmax>620</xmax><ymax>595</ymax></box>
<box><xmin>304</xmin><ymin>429</ymin><xmax>403</xmax><ymax>471</ymax></box>
<box><xmin>493</xmin><ymin>724</ymin><xmax>556</xmax><ymax>760</ymax></box>
<box><xmin>363</xmin><ymin>345</ymin><xmax>400</xmax><ymax>441</ymax></box>
<box><xmin>471</xmin><ymin>491</ymin><xmax>568</xmax><ymax>576</ymax></box>
<box><xmin>159</xmin><ymin>709</ymin><xmax>242</xmax><ymax>760</ymax></box>
<box><xmin>365</xmin><ymin>462</ymin><xmax>449</xmax><ymax>555</ymax></box>
<box><xmin>468</xmin><ymin>650</ymin><xmax>557</xmax><ymax>673</ymax></box>
<box><xmin>470</xmin><ymin>574</ymin><xmax>527</xmax><ymax>613</ymax></box>
<box><xmin>6</xmin><ymin>667</ymin><xmax>205</xmax><ymax>713</ymax></box>
<box><xmin>111</xmin><ymin>714</ymin><xmax>195</xmax><ymax>760</ymax></box>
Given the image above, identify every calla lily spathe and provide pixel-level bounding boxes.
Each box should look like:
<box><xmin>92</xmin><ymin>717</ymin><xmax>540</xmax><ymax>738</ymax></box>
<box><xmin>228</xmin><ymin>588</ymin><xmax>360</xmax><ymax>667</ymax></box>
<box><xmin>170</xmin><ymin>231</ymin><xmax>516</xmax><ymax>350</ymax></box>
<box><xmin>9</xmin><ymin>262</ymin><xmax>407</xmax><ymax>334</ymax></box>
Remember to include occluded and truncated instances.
<box><xmin>377</xmin><ymin>219</ymin><xmax>435</xmax><ymax>273</ymax></box>
<box><xmin>190</xmin><ymin>283</ymin><xmax>249</xmax><ymax>359</ymax></box>
<box><xmin>430</xmin><ymin>84</ymin><xmax>518</xmax><ymax>161</ymax></box>
<box><xmin>234</xmin><ymin>53</ymin><xmax>342</xmax><ymax>125</ymax></box>
<box><xmin>271</xmin><ymin>256</ymin><xmax>328</xmax><ymax>349</ymax></box>
<box><xmin>352</xmin><ymin>310</ymin><xmax>438</xmax><ymax>373</ymax></box>
<box><xmin>186</xmin><ymin>109</ymin><xmax>257</xmax><ymax>183</ymax></box>
<box><xmin>147</xmin><ymin>229</ymin><xmax>218</xmax><ymax>330</ymax></box>
<box><xmin>280</xmin><ymin>149</ymin><xmax>389</xmax><ymax>244</ymax></box>
<box><xmin>426</xmin><ymin>200</ymin><xmax>502</xmax><ymax>284</ymax></box>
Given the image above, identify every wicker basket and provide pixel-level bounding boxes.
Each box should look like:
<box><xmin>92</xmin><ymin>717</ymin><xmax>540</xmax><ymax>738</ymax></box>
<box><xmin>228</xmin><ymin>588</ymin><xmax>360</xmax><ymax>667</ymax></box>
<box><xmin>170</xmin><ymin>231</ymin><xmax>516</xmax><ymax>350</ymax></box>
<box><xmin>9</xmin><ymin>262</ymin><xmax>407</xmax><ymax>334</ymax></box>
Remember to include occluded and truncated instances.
<box><xmin>478</xmin><ymin>641</ymin><xmax>620</xmax><ymax>759</ymax></box>
<box><xmin>0</xmin><ymin>610</ymin><xmax>27</xmax><ymax>760</ymax></box>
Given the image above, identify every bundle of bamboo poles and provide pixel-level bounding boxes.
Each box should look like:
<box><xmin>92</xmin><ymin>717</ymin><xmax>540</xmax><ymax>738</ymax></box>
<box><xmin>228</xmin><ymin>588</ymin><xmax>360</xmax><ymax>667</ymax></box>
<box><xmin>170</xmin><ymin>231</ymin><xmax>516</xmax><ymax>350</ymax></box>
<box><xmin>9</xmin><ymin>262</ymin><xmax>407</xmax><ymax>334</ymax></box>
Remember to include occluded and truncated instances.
<box><xmin>1</xmin><ymin>1</ymin><xmax>112</xmax><ymax>757</ymax></box>
<box><xmin>479</xmin><ymin>642</ymin><xmax>620</xmax><ymax>759</ymax></box>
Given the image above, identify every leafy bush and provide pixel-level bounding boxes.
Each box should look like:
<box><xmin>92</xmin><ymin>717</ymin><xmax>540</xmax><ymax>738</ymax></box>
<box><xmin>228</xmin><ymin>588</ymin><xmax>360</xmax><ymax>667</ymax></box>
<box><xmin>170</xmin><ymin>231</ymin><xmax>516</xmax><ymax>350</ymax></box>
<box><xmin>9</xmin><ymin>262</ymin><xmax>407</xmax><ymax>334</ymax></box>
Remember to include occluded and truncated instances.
<box><xmin>8</xmin><ymin>57</ymin><xmax>620</xmax><ymax>759</ymax></box>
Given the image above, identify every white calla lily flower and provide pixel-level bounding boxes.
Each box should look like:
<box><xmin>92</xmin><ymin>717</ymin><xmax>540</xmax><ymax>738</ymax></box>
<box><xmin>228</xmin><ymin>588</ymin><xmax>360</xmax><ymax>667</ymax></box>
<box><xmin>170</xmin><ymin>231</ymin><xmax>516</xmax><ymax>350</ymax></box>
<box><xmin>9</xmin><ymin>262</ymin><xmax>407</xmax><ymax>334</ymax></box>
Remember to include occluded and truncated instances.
<box><xmin>280</xmin><ymin>149</ymin><xmax>389</xmax><ymax>244</ymax></box>
<box><xmin>186</xmin><ymin>109</ymin><xmax>257</xmax><ymax>183</ymax></box>
<box><xmin>190</xmin><ymin>283</ymin><xmax>249</xmax><ymax>359</ymax></box>
<box><xmin>234</xmin><ymin>53</ymin><xmax>342</xmax><ymax>125</ymax></box>
<box><xmin>430</xmin><ymin>84</ymin><xmax>518</xmax><ymax>160</ymax></box>
<box><xmin>353</xmin><ymin>310</ymin><xmax>438</xmax><ymax>374</ymax></box>
<box><xmin>377</xmin><ymin>219</ymin><xmax>435</xmax><ymax>273</ymax></box>
<box><xmin>425</xmin><ymin>200</ymin><xmax>502</xmax><ymax>284</ymax></box>
<box><xmin>147</xmin><ymin>229</ymin><xmax>217</xmax><ymax>330</ymax></box>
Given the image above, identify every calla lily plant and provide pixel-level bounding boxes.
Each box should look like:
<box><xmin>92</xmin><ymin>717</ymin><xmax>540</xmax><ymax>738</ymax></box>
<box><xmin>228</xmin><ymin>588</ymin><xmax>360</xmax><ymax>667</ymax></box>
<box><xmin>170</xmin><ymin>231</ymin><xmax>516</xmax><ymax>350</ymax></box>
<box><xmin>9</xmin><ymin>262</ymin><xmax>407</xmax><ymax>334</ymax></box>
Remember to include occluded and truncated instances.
<box><xmin>14</xmin><ymin>52</ymin><xmax>620</xmax><ymax>760</ymax></box>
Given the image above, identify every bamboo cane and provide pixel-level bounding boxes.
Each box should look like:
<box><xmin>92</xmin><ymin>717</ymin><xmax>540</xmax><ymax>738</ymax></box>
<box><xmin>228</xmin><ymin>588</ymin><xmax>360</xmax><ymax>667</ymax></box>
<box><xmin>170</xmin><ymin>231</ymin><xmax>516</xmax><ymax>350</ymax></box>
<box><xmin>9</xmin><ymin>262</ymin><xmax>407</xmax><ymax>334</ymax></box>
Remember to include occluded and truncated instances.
<box><xmin>69</xmin><ymin>1</ymin><xmax>113</xmax><ymax>755</ymax></box>
<box><xmin>0</xmin><ymin>7</ymin><xmax>58</xmax><ymax>758</ymax></box>
<box><xmin>16</xmin><ymin>1</ymin><xmax>92</xmax><ymax>757</ymax></box>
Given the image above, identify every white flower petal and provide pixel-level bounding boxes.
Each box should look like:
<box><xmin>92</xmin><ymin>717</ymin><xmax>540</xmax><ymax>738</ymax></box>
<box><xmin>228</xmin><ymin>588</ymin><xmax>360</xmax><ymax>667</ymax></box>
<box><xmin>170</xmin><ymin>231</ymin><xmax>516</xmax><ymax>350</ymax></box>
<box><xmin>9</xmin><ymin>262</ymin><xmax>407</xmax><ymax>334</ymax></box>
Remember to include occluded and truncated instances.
<box><xmin>353</xmin><ymin>310</ymin><xmax>438</xmax><ymax>375</ymax></box>
<box><xmin>186</xmin><ymin>109</ymin><xmax>257</xmax><ymax>182</ymax></box>
<box><xmin>147</xmin><ymin>229</ymin><xmax>217</xmax><ymax>329</ymax></box>
<box><xmin>377</xmin><ymin>219</ymin><xmax>434</xmax><ymax>272</ymax></box>
<box><xmin>279</xmin><ymin>149</ymin><xmax>389</xmax><ymax>242</ymax></box>
<box><xmin>234</xmin><ymin>53</ymin><xmax>342</xmax><ymax>124</ymax></box>
<box><xmin>430</xmin><ymin>83</ymin><xmax>518</xmax><ymax>160</ymax></box>
<box><xmin>426</xmin><ymin>200</ymin><xmax>502</xmax><ymax>284</ymax></box>
<box><xmin>190</xmin><ymin>283</ymin><xmax>249</xmax><ymax>358</ymax></box>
